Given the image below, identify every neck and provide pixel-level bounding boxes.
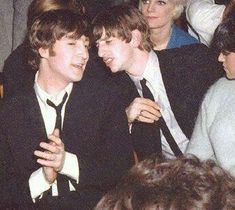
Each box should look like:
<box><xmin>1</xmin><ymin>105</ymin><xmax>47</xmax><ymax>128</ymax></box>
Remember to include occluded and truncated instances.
<box><xmin>151</xmin><ymin>23</ymin><xmax>173</xmax><ymax>51</ymax></box>
<box><xmin>126</xmin><ymin>49</ymin><xmax>150</xmax><ymax>77</ymax></box>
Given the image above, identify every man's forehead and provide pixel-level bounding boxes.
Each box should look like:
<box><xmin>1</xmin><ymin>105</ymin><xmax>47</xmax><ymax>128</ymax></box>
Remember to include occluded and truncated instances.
<box><xmin>97</xmin><ymin>28</ymin><xmax>116</xmax><ymax>42</ymax></box>
<box><xmin>63</xmin><ymin>33</ymin><xmax>89</xmax><ymax>41</ymax></box>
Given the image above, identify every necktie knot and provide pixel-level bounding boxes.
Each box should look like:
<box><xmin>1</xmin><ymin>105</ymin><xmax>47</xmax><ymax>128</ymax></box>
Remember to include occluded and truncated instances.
<box><xmin>140</xmin><ymin>78</ymin><xmax>147</xmax><ymax>86</ymax></box>
<box><xmin>47</xmin><ymin>92</ymin><xmax>68</xmax><ymax>111</ymax></box>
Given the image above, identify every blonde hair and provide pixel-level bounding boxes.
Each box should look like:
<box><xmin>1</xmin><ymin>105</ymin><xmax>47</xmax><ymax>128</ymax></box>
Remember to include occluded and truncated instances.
<box><xmin>138</xmin><ymin>0</ymin><xmax>186</xmax><ymax>20</ymax></box>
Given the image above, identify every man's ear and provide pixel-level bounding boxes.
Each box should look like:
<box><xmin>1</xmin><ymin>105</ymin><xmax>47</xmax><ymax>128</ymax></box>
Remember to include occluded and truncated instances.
<box><xmin>38</xmin><ymin>47</ymin><xmax>49</xmax><ymax>58</ymax></box>
<box><xmin>131</xmin><ymin>29</ymin><xmax>142</xmax><ymax>48</ymax></box>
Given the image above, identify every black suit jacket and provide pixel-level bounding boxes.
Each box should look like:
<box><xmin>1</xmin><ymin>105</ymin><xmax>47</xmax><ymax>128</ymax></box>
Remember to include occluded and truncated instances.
<box><xmin>0</xmin><ymin>77</ymin><xmax>134</xmax><ymax>209</ymax></box>
<box><xmin>111</xmin><ymin>44</ymin><xmax>224</xmax><ymax>160</ymax></box>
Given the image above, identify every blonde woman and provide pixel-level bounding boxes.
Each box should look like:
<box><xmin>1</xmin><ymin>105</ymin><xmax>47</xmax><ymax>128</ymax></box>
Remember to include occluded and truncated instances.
<box><xmin>139</xmin><ymin>0</ymin><xmax>199</xmax><ymax>50</ymax></box>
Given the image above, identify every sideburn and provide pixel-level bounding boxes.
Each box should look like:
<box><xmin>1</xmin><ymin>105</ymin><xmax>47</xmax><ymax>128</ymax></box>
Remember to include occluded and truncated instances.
<box><xmin>49</xmin><ymin>46</ymin><xmax>56</xmax><ymax>56</ymax></box>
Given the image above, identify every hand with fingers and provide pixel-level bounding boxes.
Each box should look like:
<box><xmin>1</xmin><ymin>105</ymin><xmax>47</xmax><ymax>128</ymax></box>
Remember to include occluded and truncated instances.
<box><xmin>34</xmin><ymin>129</ymin><xmax>65</xmax><ymax>184</ymax></box>
<box><xmin>125</xmin><ymin>97</ymin><xmax>161</xmax><ymax>124</ymax></box>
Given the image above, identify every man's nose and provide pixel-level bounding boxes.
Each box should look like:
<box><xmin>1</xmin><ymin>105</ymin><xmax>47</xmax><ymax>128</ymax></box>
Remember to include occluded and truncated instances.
<box><xmin>218</xmin><ymin>53</ymin><xmax>225</xmax><ymax>63</ymax></box>
<box><xmin>76</xmin><ymin>45</ymin><xmax>89</xmax><ymax>60</ymax></box>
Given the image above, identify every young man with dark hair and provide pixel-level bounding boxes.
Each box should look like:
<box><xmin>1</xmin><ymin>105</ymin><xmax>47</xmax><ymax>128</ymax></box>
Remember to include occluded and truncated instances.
<box><xmin>0</xmin><ymin>9</ymin><xmax>134</xmax><ymax>209</ymax></box>
<box><xmin>92</xmin><ymin>5</ymin><xmax>223</xmax><ymax>161</ymax></box>
<box><xmin>186</xmin><ymin>15</ymin><xmax>235</xmax><ymax>177</ymax></box>
<box><xmin>3</xmin><ymin>0</ymin><xmax>85</xmax><ymax>99</ymax></box>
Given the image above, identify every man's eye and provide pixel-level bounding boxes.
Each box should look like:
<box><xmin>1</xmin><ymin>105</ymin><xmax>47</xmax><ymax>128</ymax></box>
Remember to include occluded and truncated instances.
<box><xmin>68</xmin><ymin>42</ymin><xmax>76</xmax><ymax>45</ymax></box>
<box><xmin>142</xmin><ymin>0</ymin><xmax>150</xmax><ymax>4</ymax></box>
<box><xmin>157</xmin><ymin>0</ymin><xmax>166</xmax><ymax>5</ymax></box>
<box><xmin>105</xmin><ymin>40</ymin><xmax>112</xmax><ymax>44</ymax></box>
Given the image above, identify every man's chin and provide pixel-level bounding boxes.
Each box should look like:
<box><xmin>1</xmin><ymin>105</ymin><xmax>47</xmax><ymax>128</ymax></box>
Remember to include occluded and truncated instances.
<box><xmin>73</xmin><ymin>72</ymin><xmax>84</xmax><ymax>82</ymax></box>
<box><xmin>109</xmin><ymin>67</ymin><xmax>120</xmax><ymax>74</ymax></box>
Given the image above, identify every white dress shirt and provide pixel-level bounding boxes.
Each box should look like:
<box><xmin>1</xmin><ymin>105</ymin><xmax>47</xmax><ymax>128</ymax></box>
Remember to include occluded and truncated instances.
<box><xmin>29</xmin><ymin>73</ymin><xmax>79</xmax><ymax>201</ymax></box>
<box><xmin>186</xmin><ymin>0</ymin><xmax>225</xmax><ymax>46</ymax></box>
<box><xmin>129</xmin><ymin>51</ymin><xmax>189</xmax><ymax>159</ymax></box>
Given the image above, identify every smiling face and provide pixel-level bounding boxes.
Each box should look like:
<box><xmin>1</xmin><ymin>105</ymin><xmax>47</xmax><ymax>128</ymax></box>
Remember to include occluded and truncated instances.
<box><xmin>140</xmin><ymin>0</ymin><xmax>175</xmax><ymax>30</ymax></box>
<box><xmin>40</xmin><ymin>33</ymin><xmax>89</xmax><ymax>86</ymax></box>
<box><xmin>218</xmin><ymin>51</ymin><xmax>235</xmax><ymax>79</ymax></box>
<box><xmin>96</xmin><ymin>29</ymin><xmax>134</xmax><ymax>73</ymax></box>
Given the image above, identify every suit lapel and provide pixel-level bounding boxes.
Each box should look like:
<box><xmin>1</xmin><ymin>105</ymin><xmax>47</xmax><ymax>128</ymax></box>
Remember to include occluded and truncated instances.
<box><xmin>22</xmin><ymin>91</ymin><xmax>48</xmax><ymax>162</ymax></box>
<box><xmin>10</xmin><ymin>90</ymin><xmax>48</xmax><ymax>171</ymax></box>
<box><xmin>158</xmin><ymin>52</ymin><xmax>186</xmax><ymax>115</ymax></box>
<box><xmin>62</xmin><ymin>82</ymin><xmax>87</xmax><ymax>152</ymax></box>
<box><xmin>156</xmin><ymin>49</ymin><xmax>199</xmax><ymax>138</ymax></box>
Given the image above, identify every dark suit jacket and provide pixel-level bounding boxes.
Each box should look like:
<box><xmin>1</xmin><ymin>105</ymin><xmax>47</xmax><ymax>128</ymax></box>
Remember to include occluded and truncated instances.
<box><xmin>110</xmin><ymin>44</ymin><xmax>224</xmax><ymax>161</ymax></box>
<box><xmin>0</xmin><ymin>77</ymin><xmax>134</xmax><ymax>209</ymax></box>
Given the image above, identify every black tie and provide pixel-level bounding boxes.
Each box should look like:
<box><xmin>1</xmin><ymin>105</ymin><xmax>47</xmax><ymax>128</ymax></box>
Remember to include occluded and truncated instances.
<box><xmin>46</xmin><ymin>92</ymin><xmax>68</xmax><ymax>132</ymax></box>
<box><xmin>46</xmin><ymin>92</ymin><xmax>70</xmax><ymax>196</ymax></box>
<box><xmin>140</xmin><ymin>79</ymin><xmax>183</xmax><ymax>157</ymax></box>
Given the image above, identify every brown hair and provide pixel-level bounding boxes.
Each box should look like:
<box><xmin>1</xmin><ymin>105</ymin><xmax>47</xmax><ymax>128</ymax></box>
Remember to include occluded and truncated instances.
<box><xmin>28</xmin><ymin>9</ymin><xmax>89</xmax><ymax>70</ymax></box>
<box><xmin>95</xmin><ymin>155</ymin><xmax>235</xmax><ymax>210</ymax></box>
<box><xmin>223</xmin><ymin>0</ymin><xmax>235</xmax><ymax>20</ymax></box>
<box><xmin>27</xmin><ymin>0</ymin><xmax>84</xmax><ymax>29</ymax></box>
<box><xmin>92</xmin><ymin>5</ymin><xmax>153</xmax><ymax>52</ymax></box>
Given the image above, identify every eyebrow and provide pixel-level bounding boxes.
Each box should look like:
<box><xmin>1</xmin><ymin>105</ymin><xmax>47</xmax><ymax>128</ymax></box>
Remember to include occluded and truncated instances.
<box><xmin>96</xmin><ymin>36</ymin><xmax>113</xmax><ymax>43</ymax></box>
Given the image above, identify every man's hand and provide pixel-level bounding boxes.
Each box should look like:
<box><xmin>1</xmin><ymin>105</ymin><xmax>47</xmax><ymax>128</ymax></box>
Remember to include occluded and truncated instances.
<box><xmin>125</xmin><ymin>97</ymin><xmax>161</xmax><ymax>124</ymax></box>
<box><xmin>34</xmin><ymin>129</ymin><xmax>65</xmax><ymax>183</ymax></box>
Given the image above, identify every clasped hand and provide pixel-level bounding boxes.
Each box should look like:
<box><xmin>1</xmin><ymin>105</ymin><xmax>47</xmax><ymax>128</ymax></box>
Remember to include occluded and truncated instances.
<box><xmin>34</xmin><ymin>129</ymin><xmax>65</xmax><ymax>183</ymax></box>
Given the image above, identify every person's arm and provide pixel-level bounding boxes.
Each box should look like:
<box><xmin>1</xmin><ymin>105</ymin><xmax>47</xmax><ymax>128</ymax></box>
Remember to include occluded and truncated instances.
<box><xmin>186</xmin><ymin>0</ymin><xmax>225</xmax><ymax>45</ymax></box>
<box><xmin>77</xmin><ymin>86</ymin><xmax>134</xmax><ymax>188</ymax></box>
<box><xmin>186</xmin><ymin>86</ymin><xmax>215</xmax><ymax>160</ymax></box>
<box><xmin>0</xmin><ymin>130</ymin><xmax>18</xmax><ymax>208</ymax></box>
<box><xmin>31</xmin><ymin>129</ymin><xmax>79</xmax><ymax>200</ymax></box>
<box><xmin>28</xmin><ymin>167</ymin><xmax>52</xmax><ymax>201</ymax></box>
<box><xmin>29</xmin><ymin>152</ymin><xmax>79</xmax><ymax>200</ymax></box>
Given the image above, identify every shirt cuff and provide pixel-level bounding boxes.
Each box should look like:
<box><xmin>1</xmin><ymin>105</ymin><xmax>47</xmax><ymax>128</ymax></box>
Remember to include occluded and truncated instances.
<box><xmin>59</xmin><ymin>152</ymin><xmax>79</xmax><ymax>184</ymax></box>
<box><xmin>29</xmin><ymin>167</ymin><xmax>51</xmax><ymax>202</ymax></box>
<box><xmin>129</xmin><ymin>123</ymin><xmax>133</xmax><ymax>134</ymax></box>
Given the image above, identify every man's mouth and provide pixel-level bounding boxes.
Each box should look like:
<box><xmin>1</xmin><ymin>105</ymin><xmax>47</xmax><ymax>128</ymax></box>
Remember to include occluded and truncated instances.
<box><xmin>71</xmin><ymin>63</ymin><xmax>85</xmax><ymax>70</ymax></box>
<box><xmin>103</xmin><ymin>58</ymin><xmax>113</xmax><ymax>66</ymax></box>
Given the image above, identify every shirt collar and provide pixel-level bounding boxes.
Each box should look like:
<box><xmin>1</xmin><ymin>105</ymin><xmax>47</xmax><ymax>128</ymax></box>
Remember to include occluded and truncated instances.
<box><xmin>129</xmin><ymin>50</ymin><xmax>161</xmax><ymax>83</ymax></box>
<box><xmin>142</xmin><ymin>50</ymin><xmax>161</xmax><ymax>83</ymax></box>
<box><xmin>34</xmin><ymin>71</ymin><xmax>73</xmax><ymax>106</ymax></box>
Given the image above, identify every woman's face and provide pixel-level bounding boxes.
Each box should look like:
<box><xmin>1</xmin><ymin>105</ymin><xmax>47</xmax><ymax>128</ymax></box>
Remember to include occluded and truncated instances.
<box><xmin>140</xmin><ymin>0</ymin><xmax>176</xmax><ymax>30</ymax></box>
<box><xmin>218</xmin><ymin>51</ymin><xmax>235</xmax><ymax>79</ymax></box>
